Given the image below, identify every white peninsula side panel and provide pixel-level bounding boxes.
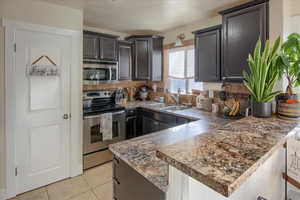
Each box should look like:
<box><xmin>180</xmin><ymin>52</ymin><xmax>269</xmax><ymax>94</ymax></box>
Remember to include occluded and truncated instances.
<box><xmin>167</xmin><ymin>148</ymin><xmax>285</xmax><ymax>200</ymax></box>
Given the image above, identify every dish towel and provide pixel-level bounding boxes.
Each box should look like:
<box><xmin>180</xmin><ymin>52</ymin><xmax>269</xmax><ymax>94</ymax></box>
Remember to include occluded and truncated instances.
<box><xmin>100</xmin><ymin>113</ymin><xmax>113</xmax><ymax>141</ymax></box>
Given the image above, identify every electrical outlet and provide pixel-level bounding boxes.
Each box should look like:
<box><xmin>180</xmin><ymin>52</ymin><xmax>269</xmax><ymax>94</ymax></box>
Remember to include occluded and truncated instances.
<box><xmin>219</xmin><ymin>91</ymin><xmax>227</xmax><ymax>101</ymax></box>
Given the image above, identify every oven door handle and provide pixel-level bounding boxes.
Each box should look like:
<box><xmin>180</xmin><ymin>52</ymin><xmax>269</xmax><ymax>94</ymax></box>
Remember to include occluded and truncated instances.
<box><xmin>84</xmin><ymin>111</ymin><xmax>125</xmax><ymax>119</ymax></box>
<box><xmin>83</xmin><ymin>115</ymin><xmax>102</xmax><ymax>119</ymax></box>
<box><xmin>112</xmin><ymin>111</ymin><xmax>125</xmax><ymax>115</ymax></box>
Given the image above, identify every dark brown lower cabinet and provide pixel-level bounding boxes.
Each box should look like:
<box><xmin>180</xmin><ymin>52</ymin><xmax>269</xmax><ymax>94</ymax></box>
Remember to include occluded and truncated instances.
<box><xmin>142</xmin><ymin>116</ymin><xmax>160</xmax><ymax>134</ymax></box>
<box><xmin>113</xmin><ymin>156</ymin><xmax>166</xmax><ymax>200</ymax></box>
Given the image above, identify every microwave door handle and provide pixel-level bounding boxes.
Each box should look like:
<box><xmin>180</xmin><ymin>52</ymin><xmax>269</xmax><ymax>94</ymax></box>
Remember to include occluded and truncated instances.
<box><xmin>109</xmin><ymin>67</ymin><xmax>112</xmax><ymax>81</ymax></box>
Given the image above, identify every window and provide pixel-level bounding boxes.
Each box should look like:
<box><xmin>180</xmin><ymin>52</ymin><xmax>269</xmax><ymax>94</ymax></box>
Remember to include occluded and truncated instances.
<box><xmin>168</xmin><ymin>46</ymin><xmax>202</xmax><ymax>94</ymax></box>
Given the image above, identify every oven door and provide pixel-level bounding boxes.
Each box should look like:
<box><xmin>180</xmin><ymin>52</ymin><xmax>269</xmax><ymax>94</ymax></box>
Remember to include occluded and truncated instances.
<box><xmin>83</xmin><ymin>111</ymin><xmax>126</xmax><ymax>155</ymax></box>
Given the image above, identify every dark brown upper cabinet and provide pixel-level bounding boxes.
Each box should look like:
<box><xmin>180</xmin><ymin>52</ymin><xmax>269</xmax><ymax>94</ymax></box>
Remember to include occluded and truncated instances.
<box><xmin>99</xmin><ymin>36</ymin><xmax>118</xmax><ymax>61</ymax></box>
<box><xmin>83</xmin><ymin>33</ymin><xmax>100</xmax><ymax>60</ymax></box>
<box><xmin>83</xmin><ymin>31</ymin><xmax>119</xmax><ymax>62</ymax></box>
<box><xmin>219</xmin><ymin>0</ymin><xmax>269</xmax><ymax>82</ymax></box>
<box><xmin>193</xmin><ymin>25</ymin><xmax>222</xmax><ymax>82</ymax></box>
<box><xmin>118</xmin><ymin>41</ymin><xmax>132</xmax><ymax>80</ymax></box>
<box><xmin>126</xmin><ymin>35</ymin><xmax>164</xmax><ymax>81</ymax></box>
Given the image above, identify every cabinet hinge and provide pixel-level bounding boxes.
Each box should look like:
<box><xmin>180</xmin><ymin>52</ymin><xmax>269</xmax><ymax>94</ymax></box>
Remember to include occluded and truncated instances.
<box><xmin>15</xmin><ymin>167</ymin><xmax>18</xmax><ymax>176</ymax></box>
<box><xmin>14</xmin><ymin>43</ymin><xmax>16</xmax><ymax>52</ymax></box>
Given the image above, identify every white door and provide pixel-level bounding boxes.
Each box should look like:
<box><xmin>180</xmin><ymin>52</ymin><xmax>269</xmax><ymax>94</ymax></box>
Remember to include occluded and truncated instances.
<box><xmin>15</xmin><ymin>28</ymin><xmax>71</xmax><ymax>194</ymax></box>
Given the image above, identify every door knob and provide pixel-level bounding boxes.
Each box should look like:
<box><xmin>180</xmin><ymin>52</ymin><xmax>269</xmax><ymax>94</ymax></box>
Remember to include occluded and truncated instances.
<box><xmin>63</xmin><ymin>114</ymin><xmax>69</xmax><ymax>120</ymax></box>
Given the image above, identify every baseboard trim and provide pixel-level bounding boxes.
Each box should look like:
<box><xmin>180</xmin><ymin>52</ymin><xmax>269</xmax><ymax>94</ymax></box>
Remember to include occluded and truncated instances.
<box><xmin>0</xmin><ymin>189</ymin><xmax>6</xmax><ymax>200</ymax></box>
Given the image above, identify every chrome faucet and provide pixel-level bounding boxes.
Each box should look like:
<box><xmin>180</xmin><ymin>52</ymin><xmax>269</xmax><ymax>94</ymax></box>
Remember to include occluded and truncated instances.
<box><xmin>169</xmin><ymin>88</ymin><xmax>182</xmax><ymax>105</ymax></box>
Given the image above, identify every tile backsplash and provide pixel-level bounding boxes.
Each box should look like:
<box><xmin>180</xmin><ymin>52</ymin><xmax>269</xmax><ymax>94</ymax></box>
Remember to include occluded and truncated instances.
<box><xmin>83</xmin><ymin>80</ymin><xmax>250</xmax><ymax>114</ymax></box>
<box><xmin>150</xmin><ymin>82</ymin><xmax>250</xmax><ymax>113</ymax></box>
<box><xmin>83</xmin><ymin>81</ymin><xmax>147</xmax><ymax>91</ymax></box>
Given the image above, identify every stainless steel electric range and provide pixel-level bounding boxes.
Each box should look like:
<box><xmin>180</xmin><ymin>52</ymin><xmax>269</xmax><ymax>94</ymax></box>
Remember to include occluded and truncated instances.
<box><xmin>83</xmin><ymin>90</ymin><xmax>126</xmax><ymax>169</ymax></box>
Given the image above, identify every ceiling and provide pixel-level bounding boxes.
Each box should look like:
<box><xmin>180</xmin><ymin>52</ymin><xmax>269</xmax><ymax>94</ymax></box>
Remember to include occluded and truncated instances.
<box><xmin>38</xmin><ymin>0</ymin><xmax>249</xmax><ymax>33</ymax></box>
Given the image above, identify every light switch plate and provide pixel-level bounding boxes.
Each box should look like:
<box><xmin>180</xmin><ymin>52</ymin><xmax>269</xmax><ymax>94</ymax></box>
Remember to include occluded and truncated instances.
<box><xmin>209</xmin><ymin>90</ymin><xmax>214</xmax><ymax>98</ymax></box>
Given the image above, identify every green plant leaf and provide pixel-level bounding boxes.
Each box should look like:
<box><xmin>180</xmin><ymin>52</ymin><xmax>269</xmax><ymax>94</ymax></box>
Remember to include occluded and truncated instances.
<box><xmin>243</xmin><ymin>80</ymin><xmax>258</xmax><ymax>101</ymax></box>
<box><xmin>243</xmin><ymin>71</ymin><xmax>250</xmax><ymax>82</ymax></box>
<box><xmin>279</xmin><ymin>33</ymin><xmax>300</xmax><ymax>93</ymax></box>
<box><xmin>261</xmin><ymin>91</ymin><xmax>281</xmax><ymax>102</ymax></box>
<box><xmin>243</xmin><ymin>37</ymin><xmax>282</xmax><ymax>102</ymax></box>
<box><xmin>259</xmin><ymin>40</ymin><xmax>270</xmax><ymax>99</ymax></box>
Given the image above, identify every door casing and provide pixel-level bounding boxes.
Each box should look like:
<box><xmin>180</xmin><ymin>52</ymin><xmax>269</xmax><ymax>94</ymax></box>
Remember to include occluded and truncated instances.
<box><xmin>3</xmin><ymin>19</ymin><xmax>83</xmax><ymax>199</ymax></box>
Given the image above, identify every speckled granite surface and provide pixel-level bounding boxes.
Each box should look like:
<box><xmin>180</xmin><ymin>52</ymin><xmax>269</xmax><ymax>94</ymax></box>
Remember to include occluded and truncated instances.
<box><xmin>119</xmin><ymin>101</ymin><xmax>160</xmax><ymax>109</ymax></box>
<box><xmin>109</xmin><ymin>104</ymin><xmax>231</xmax><ymax>192</ymax></box>
<box><xmin>157</xmin><ymin>116</ymin><xmax>300</xmax><ymax>197</ymax></box>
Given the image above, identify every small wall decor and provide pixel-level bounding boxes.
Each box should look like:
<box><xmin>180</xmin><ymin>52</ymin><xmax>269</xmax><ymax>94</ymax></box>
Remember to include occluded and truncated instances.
<box><xmin>27</xmin><ymin>55</ymin><xmax>60</xmax><ymax>77</ymax></box>
<box><xmin>287</xmin><ymin>137</ymin><xmax>300</xmax><ymax>183</ymax></box>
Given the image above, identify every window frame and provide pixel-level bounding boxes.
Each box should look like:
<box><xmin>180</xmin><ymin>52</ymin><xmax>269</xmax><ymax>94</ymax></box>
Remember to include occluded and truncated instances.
<box><xmin>167</xmin><ymin>45</ymin><xmax>197</xmax><ymax>94</ymax></box>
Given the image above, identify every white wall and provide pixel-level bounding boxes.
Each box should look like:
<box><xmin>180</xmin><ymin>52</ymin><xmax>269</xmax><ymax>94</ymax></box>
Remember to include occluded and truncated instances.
<box><xmin>286</xmin><ymin>0</ymin><xmax>300</xmax><ymax>32</ymax></box>
<box><xmin>276</xmin><ymin>0</ymin><xmax>300</xmax><ymax>93</ymax></box>
<box><xmin>163</xmin><ymin>1</ymin><xmax>291</xmax><ymax>48</ymax></box>
<box><xmin>163</xmin><ymin>16</ymin><xmax>223</xmax><ymax>91</ymax></box>
<box><xmin>163</xmin><ymin>16</ymin><xmax>221</xmax><ymax>45</ymax></box>
<box><xmin>0</xmin><ymin>24</ymin><xmax>5</xmax><ymax>198</ymax></box>
<box><xmin>162</xmin><ymin>0</ymin><xmax>295</xmax><ymax>92</ymax></box>
<box><xmin>0</xmin><ymin>0</ymin><xmax>84</xmax><ymax>196</ymax></box>
<box><xmin>0</xmin><ymin>0</ymin><xmax>83</xmax><ymax>31</ymax></box>
<box><xmin>290</xmin><ymin>0</ymin><xmax>300</xmax><ymax>17</ymax></box>
<box><xmin>84</xmin><ymin>25</ymin><xmax>128</xmax><ymax>40</ymax></box>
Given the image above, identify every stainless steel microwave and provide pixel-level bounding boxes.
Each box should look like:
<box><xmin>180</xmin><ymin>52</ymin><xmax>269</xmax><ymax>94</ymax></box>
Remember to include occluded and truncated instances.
<box><xmin>83</xmin><ymin>63</ymin><xmax>118</xmax><ymax>84</ymax></box>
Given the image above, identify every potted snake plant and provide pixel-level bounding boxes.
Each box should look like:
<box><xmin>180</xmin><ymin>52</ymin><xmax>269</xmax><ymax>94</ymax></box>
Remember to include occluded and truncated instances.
<box><xmin>243</xmin><ymin>37</ymin><xmax>282</xmax><ymax>118</ymax></box>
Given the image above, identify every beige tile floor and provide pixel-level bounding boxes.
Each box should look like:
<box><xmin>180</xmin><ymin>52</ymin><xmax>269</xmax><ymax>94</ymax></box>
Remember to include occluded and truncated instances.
<box><xmin>10</xmin><ymin>162</ymin><xmax>113</xmax><ymax>200</ymax></box>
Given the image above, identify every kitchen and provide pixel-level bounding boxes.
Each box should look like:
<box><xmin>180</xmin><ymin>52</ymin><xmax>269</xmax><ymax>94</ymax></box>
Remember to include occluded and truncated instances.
<box><xmin>0</xmin><ymin>0</ymin><xmax>300</xmax><ymax>200</ymax></box>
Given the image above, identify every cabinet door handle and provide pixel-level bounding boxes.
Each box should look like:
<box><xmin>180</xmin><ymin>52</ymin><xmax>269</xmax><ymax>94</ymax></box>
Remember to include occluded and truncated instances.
<box><xmin>113</xmin><ymin>177</ymin><xmax>120</xmax><ymax>185</ymax></box>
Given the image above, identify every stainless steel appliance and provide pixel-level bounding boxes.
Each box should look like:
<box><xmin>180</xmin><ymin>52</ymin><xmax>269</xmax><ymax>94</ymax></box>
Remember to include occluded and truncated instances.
<box><xmin>83</xmin><ymin>63</ymin><xmax>118</xmax><ymax>84</ymax></box>
<box><xmin>83</xmin><ymin>90</ymin><xmax>125</xmax><ymax>169</ymax></box>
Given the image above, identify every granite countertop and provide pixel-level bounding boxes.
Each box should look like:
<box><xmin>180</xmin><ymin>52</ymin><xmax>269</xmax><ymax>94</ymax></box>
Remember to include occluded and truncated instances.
<box><xmin>119</xmin><ymin>101</ymin><xmax>160</xmax><ymax>109</ymax></box>
<box><xmin>109</xmin><ymin>102</ymin><xmax>232</xmax><ymax>192</ymax></box>
<box><xmin>157</xmin><ymin>116</ymin><xmax>300</xmax><ymax>197</ymax></box>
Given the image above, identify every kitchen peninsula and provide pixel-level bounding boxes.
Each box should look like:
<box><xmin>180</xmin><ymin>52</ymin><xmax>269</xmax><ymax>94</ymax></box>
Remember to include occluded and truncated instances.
<box><xmin>109</xmin><ymin>103</ymin><xmax>300</xmax><ymax>200</ymax></box>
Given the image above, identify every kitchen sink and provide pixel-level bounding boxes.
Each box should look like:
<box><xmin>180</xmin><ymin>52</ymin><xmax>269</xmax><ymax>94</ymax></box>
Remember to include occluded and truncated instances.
<box><xmin>160</xmin><ymin>105</ymin><xmax>191</xmax><ymax>111</ymax></box>
<box><xmin>146</xmin><ymin>103</ymin><xmax>166</xmax><ymax>108</ymax></box>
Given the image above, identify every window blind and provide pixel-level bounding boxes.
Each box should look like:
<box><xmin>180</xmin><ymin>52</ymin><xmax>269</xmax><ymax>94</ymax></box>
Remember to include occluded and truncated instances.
<box><xmin>168</xmin><ymin>50</ymin><xmax>185</xmax><ymax>79</ymax></box>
